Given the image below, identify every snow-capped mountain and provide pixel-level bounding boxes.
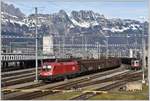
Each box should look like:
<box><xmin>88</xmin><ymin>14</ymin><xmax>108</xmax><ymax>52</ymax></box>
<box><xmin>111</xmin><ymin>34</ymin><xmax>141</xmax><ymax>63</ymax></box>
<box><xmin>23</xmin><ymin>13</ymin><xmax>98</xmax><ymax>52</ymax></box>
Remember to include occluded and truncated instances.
<box><xmin>1</xmin><ymin>2</ymin><xmax>148</xmax><ymax>37</ymax></box>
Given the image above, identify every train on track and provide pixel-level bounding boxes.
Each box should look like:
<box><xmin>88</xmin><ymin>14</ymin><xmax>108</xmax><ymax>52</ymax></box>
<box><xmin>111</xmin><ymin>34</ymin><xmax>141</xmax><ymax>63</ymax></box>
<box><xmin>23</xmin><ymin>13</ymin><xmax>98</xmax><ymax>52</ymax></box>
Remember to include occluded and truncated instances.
<box><xmin>120</xmin><ymin>58</ymin><xmax>142</xmax><ymax>70</ymax></box>
<box><xmin>130</xmin><ymin>59</ymin><xmax>141</xmax><ymax>70</ymax></box>
<box><xmin>39</xmin><ymin>58</ymin><xmax>121</xmax><ymax>81</ymax></box>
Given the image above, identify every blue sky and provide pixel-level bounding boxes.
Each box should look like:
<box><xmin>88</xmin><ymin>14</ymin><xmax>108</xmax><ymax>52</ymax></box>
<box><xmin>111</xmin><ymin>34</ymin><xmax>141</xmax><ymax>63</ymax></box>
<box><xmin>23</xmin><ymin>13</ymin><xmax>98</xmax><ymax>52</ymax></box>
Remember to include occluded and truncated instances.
<box><xmin>3</xmin><ymin>0</ymin><xmax>148</xmax><ymax>21</ymax></box>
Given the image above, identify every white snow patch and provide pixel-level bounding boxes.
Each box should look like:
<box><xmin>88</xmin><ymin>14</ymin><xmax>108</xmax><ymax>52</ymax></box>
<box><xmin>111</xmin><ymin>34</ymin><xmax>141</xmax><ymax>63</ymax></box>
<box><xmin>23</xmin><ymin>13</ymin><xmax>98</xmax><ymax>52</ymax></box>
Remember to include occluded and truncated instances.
<box><xmin>103</xmin><ymin>28</ymin><xmax>110</xmax><ymax>31</ymax></box>
<box><xmin>71</xmin><ymin>18</ymin><xmax>90</xmax><ymax>28</ymax></box>
<box><xmin>111</xmin><ymin>27</ymin><xmax>124</xmax><ymax>32</ymax></box>
<box><xmin>70</xmin><ymin>18</ymin><xmax>99</xmax><ymax>28</ymax></box>
<box><xmin>9</xmin><ymin>19</ymin><xmax>26</xmax><ymax>26</ymax></box>
<box><xmin>91</xmin><ymin>21</ymin><xmax>99</xmax><ymax>26</ymax></box>
<box><xmin>103</xmin><ymin>26</ymin><xmax>130</xmax><ymax>32</ymax></box>
<box><xmin>2</xmin><ymin>19</ymin><xmax>8</xmax><ymax>23</ymax></box>
<box><xmin>2</xmin><ymin>11</ymin><xmax>18</xmax><ymax>19</ymax></box>
<box><xmin>130</xmin><ymin>24</ymin><xmax>140</xmax><ymax>30</ymax></box>
<box><xmin>122</xmin><ymin>26</ymin><xmax>130</xmax><ymax>30</ymax></box>
<box><xmin>70</xmin><ymin>24</ymin><xmax>75</xmax><ymax>28</ymax></box>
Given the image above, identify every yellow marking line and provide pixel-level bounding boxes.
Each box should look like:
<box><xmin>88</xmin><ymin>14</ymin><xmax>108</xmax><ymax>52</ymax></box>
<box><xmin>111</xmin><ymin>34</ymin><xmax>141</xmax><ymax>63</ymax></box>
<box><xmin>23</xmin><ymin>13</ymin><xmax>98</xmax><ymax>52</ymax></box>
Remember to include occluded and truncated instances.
<box><xmin>2</xmin><ymin>88</ymin><xmax>107</xmax><ymax>94</ymax></box>
<box><xmin>83</xmin><ymin>90</ymin><xmax>107</xmax><ymax>94</ymax></box>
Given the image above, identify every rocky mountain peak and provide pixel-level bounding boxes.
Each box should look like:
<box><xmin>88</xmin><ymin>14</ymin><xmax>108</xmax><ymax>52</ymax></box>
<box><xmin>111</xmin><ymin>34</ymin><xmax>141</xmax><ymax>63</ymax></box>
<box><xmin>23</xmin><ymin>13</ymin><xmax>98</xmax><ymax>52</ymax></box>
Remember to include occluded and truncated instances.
<box><xmin>1</xmin><ymin>2</ymin><xmax>25</xmax><ymax>19</ymax></box>
<box><xmin>59</xmin><ymin>10</ymin><xmax>67</xmax><ymax>16</ymax></box>
<box><xmin>1</xmin><ymin>2</ymin><xmax>148</xmax><ymax>37</ymax></box>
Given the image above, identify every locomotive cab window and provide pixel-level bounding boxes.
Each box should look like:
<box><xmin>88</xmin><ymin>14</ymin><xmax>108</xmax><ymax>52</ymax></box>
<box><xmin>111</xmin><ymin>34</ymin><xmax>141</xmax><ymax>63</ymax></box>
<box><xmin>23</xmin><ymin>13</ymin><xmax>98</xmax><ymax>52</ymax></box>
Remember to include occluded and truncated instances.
<box><xmin>43</xmin><ymin>64</ymin><xmax>52</xmax><ymax>71</ymax></box>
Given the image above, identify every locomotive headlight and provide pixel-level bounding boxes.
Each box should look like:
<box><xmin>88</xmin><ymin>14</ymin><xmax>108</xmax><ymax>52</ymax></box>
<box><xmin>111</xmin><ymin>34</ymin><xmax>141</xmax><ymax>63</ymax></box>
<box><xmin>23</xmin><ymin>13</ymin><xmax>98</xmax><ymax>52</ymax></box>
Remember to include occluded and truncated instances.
<box><xmin>43</xmin><ymin>66</ymin><xmax>46</xmax><ymax>68</ymax></box>
<box><xmin>43</xmin><ymin>65</ymin><xmax>52</xmax><ymax>69</ymax></box>
<box><xmin>47</xmin><ymin>65</ymin><xmax>52</xmax><ymax>69</ymax></box>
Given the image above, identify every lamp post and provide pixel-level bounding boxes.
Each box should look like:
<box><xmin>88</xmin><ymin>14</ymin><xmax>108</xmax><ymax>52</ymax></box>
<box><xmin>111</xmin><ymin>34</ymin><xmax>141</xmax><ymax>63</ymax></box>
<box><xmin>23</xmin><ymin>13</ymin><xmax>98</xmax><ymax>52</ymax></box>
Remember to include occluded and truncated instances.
<box><xmin>80</xmin><ymin>35</ymin><xmax>84</xmax><ymax>53</ymax></box>
<box><xmin>58</xmin><ymin>36</ymin><xmax>61</xmax><ymax>58</ymax></box>
<box><xmin>62</xmin><ymin>35</ymin><xmax>65</xmax><ymax>58</ymax></box>
<box><xmin>104</xmin><ymin>36</ymin><xmax>109</xmax><ymax>59</ymax></box>
<box><xmin>126</xmin><ymin>34</ymin><xmax>130</xmax><ymax>57</ymax></box>
<box><xmin>96</xmin><ymin>42</ymin><xmax>99</xmax><ymax>59</ymax></box>
<box><xmin>142</xmin><ymin>30</ymin><xmax>145</xmax><ymax>83</ymax></box>
<box><xmin>34</xmin><ymin>7</ymin><xmax>38</xmax><ymax>82</ymax></box>
<box><xmin>72</xmin><ymin>36</ymin><xmax>74</xmax><ymax>55</ymax></box>
<box><xmin>134</xmin><ymin>34</ymin><xmax>138</xmax><ymax>58</ymax></box>
<box><xmin>99</xmin><ymin>44</ymin><xmax>101</xmax><ymax>59</ymax></box>
<box><xmin>148</xmin><ymin>13</ymin><xmax>150</xmax><ymax>88</ymax></box>
<box><xmin>139</xmin><ymin>16</ymin><xmax>146</xmax><ymax>84</ymax></box>
<box><xmin>85</xmin><ymin>36</ymin><xmax>87</xmax><ymax>53</ymax></box>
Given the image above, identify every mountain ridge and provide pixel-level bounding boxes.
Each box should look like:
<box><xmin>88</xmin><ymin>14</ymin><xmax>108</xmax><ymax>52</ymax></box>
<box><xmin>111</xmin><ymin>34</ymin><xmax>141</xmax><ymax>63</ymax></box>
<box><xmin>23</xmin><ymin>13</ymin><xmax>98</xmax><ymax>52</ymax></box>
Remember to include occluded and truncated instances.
<box><xmin>1</xmin><ymin>2</ymin><xmax>148</xmax><ymax>36</ymax></box>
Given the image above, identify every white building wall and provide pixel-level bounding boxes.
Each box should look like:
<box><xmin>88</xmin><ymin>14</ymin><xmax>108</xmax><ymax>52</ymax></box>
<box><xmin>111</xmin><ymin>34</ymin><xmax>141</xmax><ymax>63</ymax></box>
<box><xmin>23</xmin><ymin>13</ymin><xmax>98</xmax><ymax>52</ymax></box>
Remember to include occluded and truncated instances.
<box><xmin>43</xmin><ymin>35</ymin><xmax>54</xmax><ymax>55</ymax></box>
<box><xmin>129</xmin><ymin>49</ymin><xmax>133</xmax><ymax>58</ymax></box>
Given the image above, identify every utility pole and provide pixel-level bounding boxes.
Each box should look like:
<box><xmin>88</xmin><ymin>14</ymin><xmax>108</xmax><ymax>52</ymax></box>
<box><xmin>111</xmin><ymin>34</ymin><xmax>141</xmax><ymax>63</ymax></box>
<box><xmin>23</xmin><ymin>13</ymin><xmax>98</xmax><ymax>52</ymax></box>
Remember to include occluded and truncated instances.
<box><xmin>0</xmin><ymin>1</ymin><xmax>2</xmax><ymax>100</ymax></box>
<box><xmin>80</xmin><ymin>34</ymin><xmax>84</xmax><ymax>57</ymax></box>
<box><xmin>63</xmin><ymin>35</ymin><xmax>65</xmax><ymax>58</ymax></box>
<box><xmin>126</xmin><ymin>34</ymin><xmax>129</xmax><ymax>57</ymax></box>
<box><xmin>59</xmin><ymin>36</ymin><xmax>61</xmax><ymax>58</ymax></box>
<box><xmin>148</xmin><ymin>8</ymin><xmax>150</xmax><ymax>90</ymax></box>
<box><xmin>34</xmin><ymin>7</ymin><xmax>38</xmax><ymax>82</ymax></box>
<box><xmin>96</xmin><ymin>42</ymin><xmax>99</xmax><ymax>59</ymax></box>
<box><xmin>85</xmin><ymin>36</ymin><xmax>87</xmax><ymax>52</ymax></box>
<box><xmin>135</xmin><ymin>34</ymin><xmax>138</xmax><ymax>58</ymax></box>
<box><xmin>142</xmin><ymin>31</ymin><xmax>145</xmax><ymax>84</ymax></box>
<box><xmin>98</xmin><ymin>43</ymin><xmax>100</xmax><ymax>59</ymax></box>
<box><xmin>138</xmin><ymin>16</ymin><xmax>146</xmax><ymax>84</ymax></box>
<box><xmin>106</xmin><ymin>36</ymin><xmax>109</xmax><ymax>59</ymax></box>
<box><xmin>72</xmin><ymin>36</ymin><xmax>74</xmax><ymax>55</ymax></box>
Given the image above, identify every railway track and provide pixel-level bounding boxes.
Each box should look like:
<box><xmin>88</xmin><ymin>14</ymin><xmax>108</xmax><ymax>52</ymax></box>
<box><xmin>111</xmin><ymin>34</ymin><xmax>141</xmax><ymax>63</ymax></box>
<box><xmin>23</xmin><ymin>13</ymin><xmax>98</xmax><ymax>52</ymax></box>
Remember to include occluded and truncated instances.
<box><xmin>2</xmin><ymin>66</ymin><xmax>32</xmax><ymax>72</ymax></box>
<box><xmin>2</xmin><ymin>72</ymin><xmax>35</xmax><ymax>81</ymax></box>
<box><xmin>2</xmin><ymin>75</ymin><xmax>36</xmax><ymax>87</ymax></box>
<box><xmin>3</xmin><ymin>67</ymin><xmax>124</xmax><ymax>94</ymax></box>
<box><xmin>2</xmin><ymin>67</ymin><xmax>37</xmax><ymax>77</ymax></box>
<box><xmin>1</xmin><ymin>68</ymin><xmax>40</xmax><ymax>87</ymax></box>
<box><xmin>2</xmin><ymin>66</ymin><xmax>120</xmax><ymax>87</ymax></box>
<box><xmin>34</xmin><ymin>70</ymin><xmax>142</xmax><ymax>100</ymax></box>
<box><xmin>2</xmin><ymin>65</ymin><xmax>125</xmax><ymax>94</ymax></box>
<box><xmin>70</xmin><ymin>81</ymin><xmax>125</xmax><ymax>100</ymax></box>
<box><xmin>32</xmin><ymin>70</ymin><xmax>143</xmax><ymax>100</ymax></box>
<box><xmin>70</xmin><ymin>73</ymin><xmax>142</xmax><ymax>100</ymax></box>
<box><xmin>3</xmin><ymin>68</ymin><xmax>133</xmax><ymax>100</ymax></box>
<box><xmin>2</xmin><ymin>66</ymin><xmax>124</xmax><ymax>89</ymax></box>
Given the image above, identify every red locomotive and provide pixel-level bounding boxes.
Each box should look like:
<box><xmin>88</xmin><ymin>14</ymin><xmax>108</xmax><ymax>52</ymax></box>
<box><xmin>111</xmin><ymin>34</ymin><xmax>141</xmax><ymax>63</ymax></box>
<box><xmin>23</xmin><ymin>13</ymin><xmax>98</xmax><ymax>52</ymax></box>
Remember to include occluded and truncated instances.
<box><xmin>40</xmin><ymin>61</ymin><xmax>79</xmax><ymax>80</ymax></box>
<box><xmin>39</xmin><ymin>58</ymin><xmax>121</xmax><ymax>81</ymax></box>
